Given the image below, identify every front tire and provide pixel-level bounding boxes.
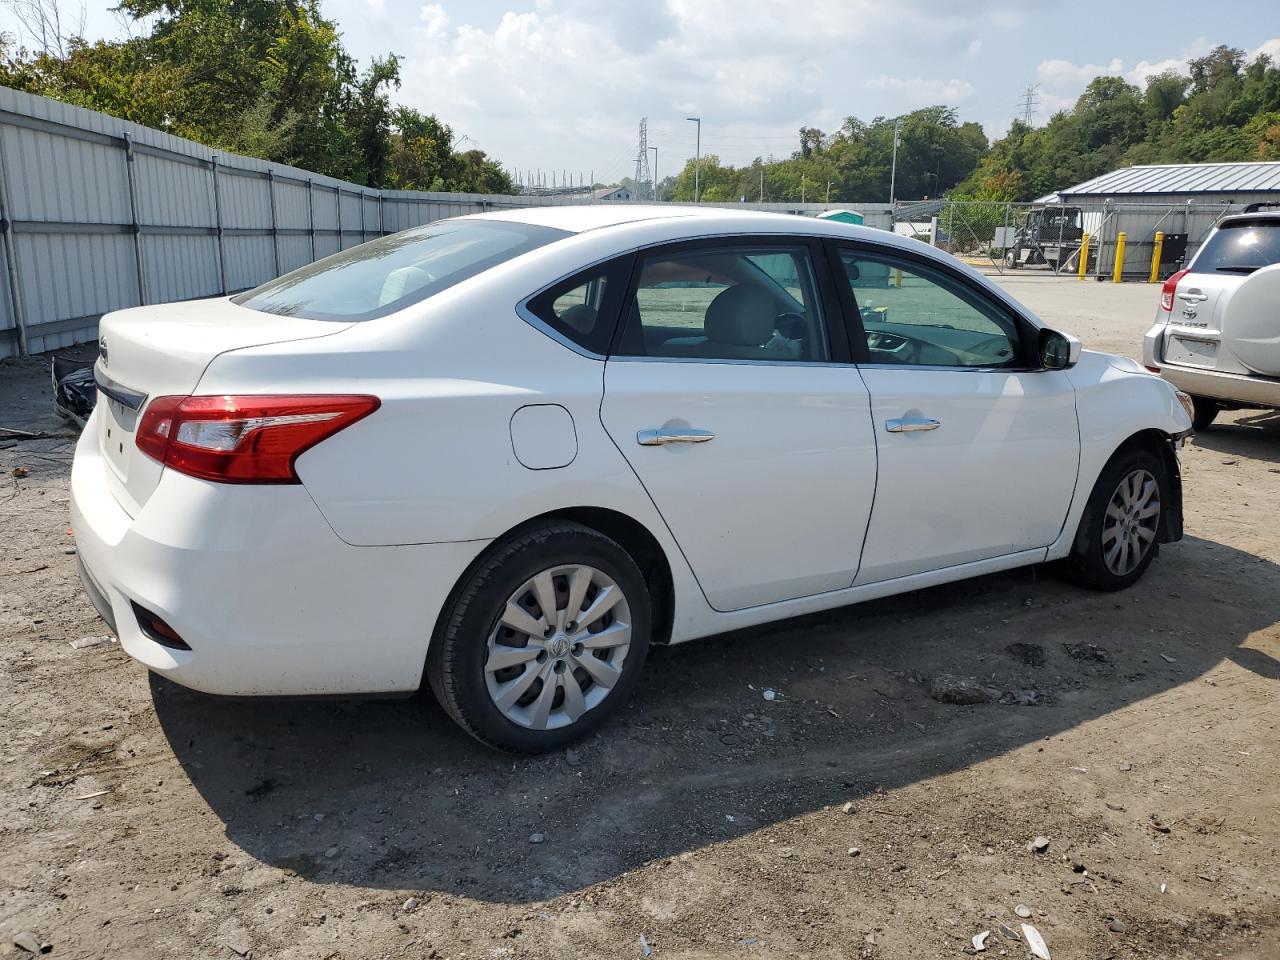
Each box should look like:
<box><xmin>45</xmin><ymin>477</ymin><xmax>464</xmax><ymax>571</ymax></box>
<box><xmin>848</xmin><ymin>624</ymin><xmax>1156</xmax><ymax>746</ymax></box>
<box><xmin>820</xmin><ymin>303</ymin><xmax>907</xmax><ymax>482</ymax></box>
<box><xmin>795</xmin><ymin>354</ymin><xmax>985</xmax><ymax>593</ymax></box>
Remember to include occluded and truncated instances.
<box><xmin>1066</xmin><ymin>447</ymin><xmax>1169</xmax><ymax>591</ymax></box>
<box><xmin>1190</xmin><ymin>395</ymin><xmax>1219</xmax><ymax>431</ymax></box>
<box><xmin>427</xmin><ymin>522</ymin><xmax>651</xmax><ymax>752</ymax></box>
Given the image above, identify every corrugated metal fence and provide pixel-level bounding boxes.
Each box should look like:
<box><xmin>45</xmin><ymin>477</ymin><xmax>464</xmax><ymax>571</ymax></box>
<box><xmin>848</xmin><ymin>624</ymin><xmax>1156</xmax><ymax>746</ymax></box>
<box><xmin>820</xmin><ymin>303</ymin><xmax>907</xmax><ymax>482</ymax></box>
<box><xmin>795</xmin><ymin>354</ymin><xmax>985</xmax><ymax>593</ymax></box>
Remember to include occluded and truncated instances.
<box><xmin>0</xmin><ymin>86</ymin><xmax>892</xmax><ymax>358</ymax></box>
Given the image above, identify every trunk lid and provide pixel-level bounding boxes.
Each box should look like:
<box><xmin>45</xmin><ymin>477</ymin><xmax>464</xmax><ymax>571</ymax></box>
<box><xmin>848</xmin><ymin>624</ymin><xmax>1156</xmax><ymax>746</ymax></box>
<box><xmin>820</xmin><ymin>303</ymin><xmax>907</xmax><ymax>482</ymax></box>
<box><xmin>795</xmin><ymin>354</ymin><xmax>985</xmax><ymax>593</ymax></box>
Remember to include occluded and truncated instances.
<box><xmin>1159</xmin><ymin>271</ymin><xmax>1238</xmax><ymax>371</ymax></box>
<box><xmin>94</xmin><ymin>298</ymin><xmax>352</xmax><ymax>516</ymax></box>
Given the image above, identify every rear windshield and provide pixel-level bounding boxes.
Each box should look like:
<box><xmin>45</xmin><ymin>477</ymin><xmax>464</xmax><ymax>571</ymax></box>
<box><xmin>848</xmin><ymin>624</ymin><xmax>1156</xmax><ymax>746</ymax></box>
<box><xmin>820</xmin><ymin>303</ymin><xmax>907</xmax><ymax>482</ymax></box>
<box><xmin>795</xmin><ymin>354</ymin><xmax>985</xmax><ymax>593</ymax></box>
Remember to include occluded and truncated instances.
<box><xmin>234</xmin><ymin>220</ymin><xmax>569</xmax><ymax>321</ymax></box>
<box><xmin>1192</xmin><ymin>220</ymin><xmax>1280</xmax><ymax>274</ymax></box>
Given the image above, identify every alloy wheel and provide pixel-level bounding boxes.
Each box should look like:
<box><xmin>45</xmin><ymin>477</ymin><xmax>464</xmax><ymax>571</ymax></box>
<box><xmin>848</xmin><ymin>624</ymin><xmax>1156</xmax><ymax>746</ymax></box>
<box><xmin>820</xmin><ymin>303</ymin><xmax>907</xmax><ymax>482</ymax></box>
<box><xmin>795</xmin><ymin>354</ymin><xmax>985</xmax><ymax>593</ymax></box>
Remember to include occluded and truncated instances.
<box><xmin>484</xmin><ymin>564</ymin><xmax>632</xmax><ymax>730</ymax></box>
<box><xmin>1101</xmin><ymin>468</ymin><xmax>1161</xmax><ymax>577</ymax></box>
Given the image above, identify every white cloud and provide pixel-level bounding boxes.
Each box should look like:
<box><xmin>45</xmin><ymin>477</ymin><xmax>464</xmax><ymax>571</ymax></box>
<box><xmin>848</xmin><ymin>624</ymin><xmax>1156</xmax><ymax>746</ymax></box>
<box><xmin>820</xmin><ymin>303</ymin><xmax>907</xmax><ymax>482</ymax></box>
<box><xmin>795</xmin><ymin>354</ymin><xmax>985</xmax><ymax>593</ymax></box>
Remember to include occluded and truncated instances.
<box><xmin>866</xmin><ymin>75</ymin><xmax>976</xmax><ymax>105</ymax></box>
<box><xmin>419</xmin><ymin>3</ymin><xmax>449</xmax><ymax>39</ymax></box>
<box><xmin>366</xmin><ymin>0</ymin><xmax>385</xmax><ymax>12</ymax></box>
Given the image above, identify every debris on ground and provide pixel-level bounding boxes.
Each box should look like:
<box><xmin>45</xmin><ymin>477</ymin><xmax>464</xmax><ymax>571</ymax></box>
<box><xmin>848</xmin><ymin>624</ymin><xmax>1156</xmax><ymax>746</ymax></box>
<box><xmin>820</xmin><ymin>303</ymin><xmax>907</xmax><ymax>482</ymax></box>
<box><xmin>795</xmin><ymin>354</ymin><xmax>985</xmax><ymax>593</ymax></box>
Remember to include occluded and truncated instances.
<box><xmin>51</xmin><ymin>354</ymin><xmax>96</xmax><ymax>427</ymax></box>
<box><xmin>762</xmin><ymin>688</ymin><xmax>777</xmax><ymax>701</ymax></box>
<box><xmin>997</xmin><ymin>922</ymin><xmax>1021</xmax><ymax>941</ymax></box>
<box><xmin>1108</xmin><ymin>918</ymin><xmax>1129</xmax><ymax>933</ymax></box>
<box><xmin>847</xmin><ymin>847</ymin><xmax>860</xmax><ymax>857</ymax></box>
<box><xmin>1063</xmin><ymin>642</ymin><xmax>1108</xmax><ymax>662</ymax></box>
<box><xmin>639</xmin><ymin>932</ymin><xmax>652</xmax><ymax>957</ymax></box>
<box><xmin>11</xmin><ymin>465</ymin><xmax>30</xmax><ymax>478</ymax></box>
<box><xmin>1014</xmin><ymin>904</ymin><xmax>1032</xmax><ymax>919</ymax></box>
<box><xmin>12</xmin><ymin>931</ymin><xmax>47</xmax><ymax>955</ymax></box>
<box><xmin>841</xmin><ymin>801</ymin><xmax>856</xmax><ymax>814</ymax></box>
<box><xmin>529</xmin><ymin>832</ymin><xmax>545</xmax><ymax>844</ymax></box>
<box><xmin>402</xmin><ymin>897</ymin><xmax>419</xmax><ymax>912</ymax></box>
<box><xmin>971</xmin><ymin>930</ymin><xmax>990</xmax><ymax>952</ymax></box>
<box><xmin>1027</xmin><ymin>835</ymin><xmax>1051</xmax><ymax>854</ymax></box>
<box><xmin>1004</xmin><ymin>643</ymin><xmax>1045</xmax><ymax>667</ymax></box>
<box><xmin>69</xmin><ymin>636</ymin><xmax>114</xmax><ymax>650</ymax></box>
<box><xmin>928</xmin><ymin>675</ymin><xmax>999</xmax><ymax>705</ymax></box>
<box><xmin>1022</xmin><ymin>923</ymin><xmax>1051</xmax><ymax>959</ymax></box>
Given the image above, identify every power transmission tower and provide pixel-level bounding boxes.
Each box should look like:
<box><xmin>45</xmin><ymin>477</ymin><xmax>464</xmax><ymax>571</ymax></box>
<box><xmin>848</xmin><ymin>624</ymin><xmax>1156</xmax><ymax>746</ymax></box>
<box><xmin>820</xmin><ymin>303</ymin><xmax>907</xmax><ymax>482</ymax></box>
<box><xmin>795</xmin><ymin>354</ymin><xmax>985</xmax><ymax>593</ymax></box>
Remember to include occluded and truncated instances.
<box><xmin>634</xmin><ymin>118</ymin><xmax>652</xmax><ymax>200</ymax></box>
<box><xmin>1019</xmin><ymin>84</ymin><xmax>1040</xmax><ymax>124</ymax></box>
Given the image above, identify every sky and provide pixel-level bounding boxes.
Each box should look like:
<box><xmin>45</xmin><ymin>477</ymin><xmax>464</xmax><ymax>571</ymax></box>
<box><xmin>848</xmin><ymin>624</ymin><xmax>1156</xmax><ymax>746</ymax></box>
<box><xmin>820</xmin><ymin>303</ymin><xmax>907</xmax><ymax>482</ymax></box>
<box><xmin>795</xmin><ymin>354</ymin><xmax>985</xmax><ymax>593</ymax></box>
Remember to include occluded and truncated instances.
<box><xmin>22</xmin><ymin>0</ymin><xmax>1280</xmax><ymax>188</ymax></box>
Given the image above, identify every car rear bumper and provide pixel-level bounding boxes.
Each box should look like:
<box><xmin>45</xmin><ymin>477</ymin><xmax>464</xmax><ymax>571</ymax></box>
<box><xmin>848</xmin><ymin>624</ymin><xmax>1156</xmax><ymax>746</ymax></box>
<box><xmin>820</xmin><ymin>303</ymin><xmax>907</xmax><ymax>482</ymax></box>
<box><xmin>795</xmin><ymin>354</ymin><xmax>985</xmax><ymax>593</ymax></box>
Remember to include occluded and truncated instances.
<box><xmin>1155</xmin><ymin>364</ymin><xmax>1280</xmax><ymax>408</ymax></box>
<box><xmin>69</xmin><ymin>416</ymin><xmax>489</xmax><ymax>696</ymax></box>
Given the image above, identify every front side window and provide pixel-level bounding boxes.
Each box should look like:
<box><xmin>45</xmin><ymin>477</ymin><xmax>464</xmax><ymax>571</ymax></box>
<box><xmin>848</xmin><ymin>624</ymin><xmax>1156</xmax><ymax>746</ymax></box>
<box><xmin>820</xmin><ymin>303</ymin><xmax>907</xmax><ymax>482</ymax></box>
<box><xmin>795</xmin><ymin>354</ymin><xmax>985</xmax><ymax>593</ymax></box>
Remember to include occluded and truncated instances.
<box><xmin>615</xmin><ymin>245</ymin><xmax>829</xmax><ymax>362</ymax></box>
<box><xmin>836</xmin><ymin>250</ymin><xmax>1021</xmax><ymax>368</ymax></box>
<box><xmin>235</xmin><ymin>220</ymin><xmax>569</xmax><ymax>322</ymax></box>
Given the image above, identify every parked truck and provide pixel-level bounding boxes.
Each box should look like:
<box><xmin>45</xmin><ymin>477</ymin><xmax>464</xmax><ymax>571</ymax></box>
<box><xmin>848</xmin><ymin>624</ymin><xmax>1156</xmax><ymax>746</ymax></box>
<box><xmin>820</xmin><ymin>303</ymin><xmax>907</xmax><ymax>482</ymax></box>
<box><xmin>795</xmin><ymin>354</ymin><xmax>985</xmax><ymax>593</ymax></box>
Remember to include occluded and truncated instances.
<box><xmin>1004</xmin><ymin>205</ymin><xmax>1086</xmax><ymax>272</ymax></box>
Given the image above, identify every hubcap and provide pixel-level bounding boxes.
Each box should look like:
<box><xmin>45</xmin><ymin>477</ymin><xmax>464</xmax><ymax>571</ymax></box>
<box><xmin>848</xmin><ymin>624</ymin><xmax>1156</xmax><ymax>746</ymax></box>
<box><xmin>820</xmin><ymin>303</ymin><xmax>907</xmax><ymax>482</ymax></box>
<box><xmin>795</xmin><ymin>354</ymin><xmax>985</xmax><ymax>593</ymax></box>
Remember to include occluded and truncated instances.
<box><xmin>1102</xmin><ymin>468</ymin><xmax>1161</xmax><ymax>577</ymax></box>
<box><xmin>484</xmin><ymin>564</ymin><xmax>632</xmax><ymax>730</ymax></box>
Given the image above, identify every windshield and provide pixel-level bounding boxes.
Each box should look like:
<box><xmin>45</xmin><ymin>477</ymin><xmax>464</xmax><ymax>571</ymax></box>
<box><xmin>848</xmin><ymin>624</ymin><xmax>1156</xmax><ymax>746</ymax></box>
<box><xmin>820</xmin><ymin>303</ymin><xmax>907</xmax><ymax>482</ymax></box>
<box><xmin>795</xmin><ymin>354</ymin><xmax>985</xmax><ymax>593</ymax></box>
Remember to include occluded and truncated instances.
<box><xmin>1192</xmin><ymin>220</ymin><xmax>1280</xmax><ymax>274</ymax></box>
<box><xmin>234</xmin><ymin>220</ymin><xmax>569</xmax><ymax>321</ymax></box>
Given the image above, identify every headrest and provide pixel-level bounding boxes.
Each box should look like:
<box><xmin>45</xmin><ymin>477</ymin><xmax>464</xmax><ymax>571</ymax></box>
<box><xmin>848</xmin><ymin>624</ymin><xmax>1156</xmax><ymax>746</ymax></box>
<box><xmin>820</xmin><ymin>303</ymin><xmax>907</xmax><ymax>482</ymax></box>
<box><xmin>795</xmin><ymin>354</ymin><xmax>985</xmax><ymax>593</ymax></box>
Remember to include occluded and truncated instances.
<box><xmin>704</xmin><ymin>286</ymin><xmax>775</xmax><ymax>346</ymax></box>
<box><xmin>558</xmin><ymin>303</ymin><xmax>597</xmax><ymax>335</ymax></box>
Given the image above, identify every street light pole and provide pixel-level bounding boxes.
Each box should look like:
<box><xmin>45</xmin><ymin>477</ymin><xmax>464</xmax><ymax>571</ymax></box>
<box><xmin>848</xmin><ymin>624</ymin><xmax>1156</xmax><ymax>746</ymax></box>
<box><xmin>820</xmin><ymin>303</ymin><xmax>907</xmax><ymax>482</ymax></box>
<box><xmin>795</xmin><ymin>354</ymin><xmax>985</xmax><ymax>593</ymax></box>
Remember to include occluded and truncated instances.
<box><xmin>889</xmin><ymin>119</ymin><xmax>901</xmax><ymax>207</ymax></box>
<box><xmin>686</xmin><ymin>116</ymin><xmax>701</xmax><ymax>202</ymax></box>
<box><xmin>649</xmin><ymin>146</ymin><xmax>658</xmax><ymax>201</ymax></box>
<box><xmin>826</xmin><ymin>180</ymin><xmax>833</xmax><ymax>204</ymax></box>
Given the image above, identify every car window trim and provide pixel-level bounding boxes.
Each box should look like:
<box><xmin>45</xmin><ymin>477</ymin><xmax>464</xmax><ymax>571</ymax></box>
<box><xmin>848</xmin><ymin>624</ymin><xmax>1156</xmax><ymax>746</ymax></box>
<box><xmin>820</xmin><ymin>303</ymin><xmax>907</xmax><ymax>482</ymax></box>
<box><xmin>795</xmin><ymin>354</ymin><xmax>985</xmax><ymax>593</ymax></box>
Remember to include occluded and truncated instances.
<box><xmin>824</xmin><ymin>238</ymin><xmax>1042</xmax><ymax>371</ymax></box>
<box><xmin>607</xmin><ymin>234</ymin><xmax>852</xmax><ymax>365</ymax></box>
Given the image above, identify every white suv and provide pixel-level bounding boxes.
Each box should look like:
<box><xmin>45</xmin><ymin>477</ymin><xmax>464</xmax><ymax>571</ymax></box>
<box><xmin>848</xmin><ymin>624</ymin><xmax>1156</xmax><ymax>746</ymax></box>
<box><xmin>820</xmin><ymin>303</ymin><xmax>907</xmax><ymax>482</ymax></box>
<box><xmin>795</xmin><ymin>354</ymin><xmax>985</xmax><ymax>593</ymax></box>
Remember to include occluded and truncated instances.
<box><xmin>1144</xmin><ymin>205</ymin><xmax>1280</xmax><ymax>428</ymax></box>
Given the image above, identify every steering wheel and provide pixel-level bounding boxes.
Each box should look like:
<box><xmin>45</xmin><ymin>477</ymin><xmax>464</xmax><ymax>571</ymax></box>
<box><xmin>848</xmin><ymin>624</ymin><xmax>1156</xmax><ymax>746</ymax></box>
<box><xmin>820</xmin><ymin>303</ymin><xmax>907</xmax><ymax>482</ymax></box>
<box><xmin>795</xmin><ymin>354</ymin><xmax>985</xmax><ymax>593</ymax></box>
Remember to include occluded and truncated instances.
<box><xmin>773</xmin><ymin>312</ymin><xmax>807</xmax><ymax>341</ymax></box>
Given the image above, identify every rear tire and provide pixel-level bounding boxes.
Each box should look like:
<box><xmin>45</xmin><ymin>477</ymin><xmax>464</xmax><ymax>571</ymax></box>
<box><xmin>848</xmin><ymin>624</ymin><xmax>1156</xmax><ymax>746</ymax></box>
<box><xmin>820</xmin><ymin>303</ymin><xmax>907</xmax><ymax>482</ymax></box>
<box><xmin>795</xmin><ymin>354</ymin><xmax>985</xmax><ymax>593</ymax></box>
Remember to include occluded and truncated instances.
<box><xmin>1066</xmin><ymin>447</ymin><xmax>1169</xmax><ymax>591</ymax></box>
<box><xmin>1190</xmin><ymin>395</ymin><xmax>1219</xmax><ymax>431</ymax></box>
<box><xmin>427</xmin><ymin>522</ymin><xmax>651</xmax><ymax>753</ymax></box>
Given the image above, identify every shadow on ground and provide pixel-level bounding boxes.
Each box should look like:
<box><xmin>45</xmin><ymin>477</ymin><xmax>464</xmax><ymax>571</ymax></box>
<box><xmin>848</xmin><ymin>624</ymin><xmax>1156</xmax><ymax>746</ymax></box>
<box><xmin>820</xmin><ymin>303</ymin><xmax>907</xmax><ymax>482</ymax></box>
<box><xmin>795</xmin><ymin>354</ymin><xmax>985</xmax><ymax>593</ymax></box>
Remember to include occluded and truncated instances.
<box><xmin>1192</xmin><ymin>410</ymin><xmax>1280</xmax><ymax>463</ymax></box>
<box><xmin>154</xmin><ymin>535</ymin><xmax>1279</xmax><ymax>903</ymax></box>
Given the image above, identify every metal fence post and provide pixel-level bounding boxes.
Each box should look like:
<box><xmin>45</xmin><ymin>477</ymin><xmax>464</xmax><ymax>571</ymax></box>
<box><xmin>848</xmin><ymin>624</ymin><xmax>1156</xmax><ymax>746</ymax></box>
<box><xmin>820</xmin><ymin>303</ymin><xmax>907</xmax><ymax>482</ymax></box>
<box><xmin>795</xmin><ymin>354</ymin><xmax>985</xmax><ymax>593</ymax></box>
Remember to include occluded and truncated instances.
<box><xmin>335</xmin><ymin>187</ymin><xmax>343</xmax><ymax>250</ymax></box>
<box><xmin>307</xmin><ymin>178</ymin><xmax>316</xmax><ymax>263</ymax></box>
<box><xmin>122</xmin><ymin>132</ymin><xmax>148</xmax><ymax>305</ymax></box>
<box><xmin>267</xmin><ymin>169</ymin><xmax>281</xmax><ymax>277</ymax></box>
<box><xmin>0</xmin><ymin>121</ymin><xmax>30</xmax><ymax>355</ymax></box>
<box><xmin>210</xmin><ymin>154</ymin><xmax>228</xmax><ymax>295</ymax></box>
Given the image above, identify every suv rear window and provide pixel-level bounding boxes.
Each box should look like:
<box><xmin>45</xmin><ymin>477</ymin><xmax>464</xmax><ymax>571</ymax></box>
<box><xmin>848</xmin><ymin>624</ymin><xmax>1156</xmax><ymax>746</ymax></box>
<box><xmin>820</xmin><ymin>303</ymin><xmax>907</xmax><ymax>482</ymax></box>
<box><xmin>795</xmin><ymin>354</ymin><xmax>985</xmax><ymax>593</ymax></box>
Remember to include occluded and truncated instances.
<box><xmin>1192</xmin><ymin>220</ymin><xmax>1280</xmax><ymax>274</ymax></box>
<box><xmin>235</xmin><ymin>220</ymin><xmax>569</xmax><ymax>321</ymax></box>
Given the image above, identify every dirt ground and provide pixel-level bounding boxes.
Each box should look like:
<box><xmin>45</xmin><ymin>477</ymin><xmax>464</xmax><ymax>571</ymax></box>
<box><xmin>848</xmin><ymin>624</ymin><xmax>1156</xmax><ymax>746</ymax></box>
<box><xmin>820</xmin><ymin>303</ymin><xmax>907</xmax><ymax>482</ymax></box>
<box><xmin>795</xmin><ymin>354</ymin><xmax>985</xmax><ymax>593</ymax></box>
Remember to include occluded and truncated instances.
<box><xmin>2</xmin><ymin>277</ymin><xmax>1278</xmax><ymax>960</ymax></box>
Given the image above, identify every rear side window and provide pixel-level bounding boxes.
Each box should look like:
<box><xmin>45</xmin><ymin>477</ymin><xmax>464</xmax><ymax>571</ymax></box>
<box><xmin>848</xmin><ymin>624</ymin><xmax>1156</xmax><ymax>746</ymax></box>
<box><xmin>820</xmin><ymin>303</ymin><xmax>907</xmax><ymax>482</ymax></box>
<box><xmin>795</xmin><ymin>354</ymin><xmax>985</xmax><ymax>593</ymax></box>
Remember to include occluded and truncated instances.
<box><xmin>1192</xmin><ymin>221</ymin><xmax>1280</xmax><ymax>274</ymax></box>
<box><xmin>523</xmin><ymin>256</ymin><xmax>634</xmax><ymax>355</ymax></box>
<box><xmin>234</xmin><ymin>220</ymin><xmax>569</xmax><ymax>321</ymax></box>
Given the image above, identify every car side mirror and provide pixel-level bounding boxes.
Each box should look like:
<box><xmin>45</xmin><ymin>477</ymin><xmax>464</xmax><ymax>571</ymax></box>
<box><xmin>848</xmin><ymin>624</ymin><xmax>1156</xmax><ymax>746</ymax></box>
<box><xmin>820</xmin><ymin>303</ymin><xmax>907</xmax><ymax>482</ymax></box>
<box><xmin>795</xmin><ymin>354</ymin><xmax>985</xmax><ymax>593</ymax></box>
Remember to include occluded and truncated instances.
<box><xmin>1039</xmin><ymin>328</ymin><xmax>1081</xmax><ymax>370</ymax></box>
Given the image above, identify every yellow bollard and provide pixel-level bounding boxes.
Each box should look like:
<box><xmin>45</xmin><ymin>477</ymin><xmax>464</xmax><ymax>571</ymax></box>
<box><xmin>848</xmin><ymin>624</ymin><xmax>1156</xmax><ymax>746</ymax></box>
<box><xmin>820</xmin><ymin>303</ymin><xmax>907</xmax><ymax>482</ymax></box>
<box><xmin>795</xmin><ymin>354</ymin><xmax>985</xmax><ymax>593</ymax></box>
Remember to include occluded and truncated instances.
<box><xmin>1078</xmin><ymin>233</ymin><xmax>1090</xmax><ymax>280</ymax></box>
<box><xmin>1149</xmin><ymin>231</ymin><xmax>1164</xmax><ymax>283</ymax></box>
<box><xmin>1112</xmin><ymin>231</ymin><xmax>1126</xmax><ymax>283</ymax></box>
<box><xmin>893</xmin><ymin>267</ymin><xmax>902</xmax><ymax>288</ymax></box>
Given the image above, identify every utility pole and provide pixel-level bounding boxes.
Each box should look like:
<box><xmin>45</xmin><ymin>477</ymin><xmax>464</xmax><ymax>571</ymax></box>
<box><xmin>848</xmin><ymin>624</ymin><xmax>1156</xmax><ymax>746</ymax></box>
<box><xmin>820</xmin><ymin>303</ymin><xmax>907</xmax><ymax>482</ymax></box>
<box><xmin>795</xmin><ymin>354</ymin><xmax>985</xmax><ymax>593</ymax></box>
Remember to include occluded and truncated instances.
<box><xmin>826</xmin><ymin>180</ymin><xmax>833</xmax><ymax>204</ymax></box>
<box><xmin>634</xmin><ymin>118</ymin><xmax>651</xmax><ymax>202</ymax></box>
<box><xmin>889</xmin><ymin>119</ymin><xmax>901</xmax><ymax>206</ymax></box>
<box><xmin>760</xmin><ymin>167</ymin><xmax>765</xmax><ymax>202</ymax></box>
<box><xmin>649</xmin><ymin>146</ymin><xmax>658</xmax><ymax>200</ymax></box>
<box><xmin>800</xmin><ymin>174</ymin><xmax>805</xmax><ymax>204</ymax></box>
<box><xmin>686</xmin><ymin>116</ymin><xmax>701</xmax><ymax>202</ymax></box>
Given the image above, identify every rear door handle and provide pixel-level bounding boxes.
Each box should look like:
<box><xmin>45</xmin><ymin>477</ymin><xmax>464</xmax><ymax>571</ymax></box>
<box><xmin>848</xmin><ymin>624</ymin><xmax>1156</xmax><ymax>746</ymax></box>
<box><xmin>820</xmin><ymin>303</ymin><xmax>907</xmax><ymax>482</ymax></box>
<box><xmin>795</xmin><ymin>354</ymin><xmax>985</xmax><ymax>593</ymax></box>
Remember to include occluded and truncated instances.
<box><xmin>1177</xmin><ymin>291</ymin><xmax>1208</xmax><ymax>303</ymax></box>
<box><xmin>886</xmin><ymin>417</ymin><xmax>941</xmax><ymax>433</ymax></box>
<box><xmin>637</xmin><ymin>428</ymin><xmax>715</xmax><ymax>446</ymax></box>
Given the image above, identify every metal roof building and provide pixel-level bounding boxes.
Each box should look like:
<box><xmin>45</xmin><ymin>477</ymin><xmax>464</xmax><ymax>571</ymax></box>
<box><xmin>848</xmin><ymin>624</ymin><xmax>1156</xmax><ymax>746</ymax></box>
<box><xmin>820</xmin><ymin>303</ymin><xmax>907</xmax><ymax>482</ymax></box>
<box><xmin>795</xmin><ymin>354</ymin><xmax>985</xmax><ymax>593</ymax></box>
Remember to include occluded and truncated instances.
<box><xmin>1041</xmin><ymin>161</ymin><xmax>1280</xmax><ymax>204</ymax></box>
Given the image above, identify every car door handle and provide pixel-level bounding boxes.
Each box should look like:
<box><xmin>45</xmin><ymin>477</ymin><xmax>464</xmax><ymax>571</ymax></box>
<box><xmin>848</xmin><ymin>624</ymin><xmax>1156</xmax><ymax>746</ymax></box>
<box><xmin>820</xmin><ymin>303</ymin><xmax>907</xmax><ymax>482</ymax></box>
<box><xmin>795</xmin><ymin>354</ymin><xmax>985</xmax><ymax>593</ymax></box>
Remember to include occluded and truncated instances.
<box><xmin>1177</xmin><ymin>291</ymin><xmax>1207</xmax><ymax>303</ymax></box>
<box><xmin>885</xmin><ymin>417</ymin><xmax>941</xmax><ymax>433</ymax></box>
<box><xmin>637</xmin><ymin>428</ymin><xmax>716</xmax><ymax>446</ymax></box>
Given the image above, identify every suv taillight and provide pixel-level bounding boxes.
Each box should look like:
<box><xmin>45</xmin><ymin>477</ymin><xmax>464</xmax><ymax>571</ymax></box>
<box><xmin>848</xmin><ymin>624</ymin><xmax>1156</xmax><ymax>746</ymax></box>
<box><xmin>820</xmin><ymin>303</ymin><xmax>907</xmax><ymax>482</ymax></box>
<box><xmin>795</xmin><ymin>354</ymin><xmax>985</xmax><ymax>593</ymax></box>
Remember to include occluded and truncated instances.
<box><xmin>136</xmin><ymin>395</ymin><xmax>380</xmax><ymax>483</ymax></box>
<box><xmin>1159</xmin><ymin>269</ymin><xmax>1189</xmax><ymax>312</ymax></box>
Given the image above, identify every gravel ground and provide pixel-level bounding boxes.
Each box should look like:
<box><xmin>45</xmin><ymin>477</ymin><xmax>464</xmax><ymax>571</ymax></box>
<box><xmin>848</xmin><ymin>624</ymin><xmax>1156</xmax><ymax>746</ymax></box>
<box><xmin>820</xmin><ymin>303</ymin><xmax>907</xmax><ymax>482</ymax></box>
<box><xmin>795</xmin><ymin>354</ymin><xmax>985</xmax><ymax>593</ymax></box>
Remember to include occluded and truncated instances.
<box><xmin>1</xmin><ymin>279</ymin><xmax>1278</xmax><ymax>960</ymax></box>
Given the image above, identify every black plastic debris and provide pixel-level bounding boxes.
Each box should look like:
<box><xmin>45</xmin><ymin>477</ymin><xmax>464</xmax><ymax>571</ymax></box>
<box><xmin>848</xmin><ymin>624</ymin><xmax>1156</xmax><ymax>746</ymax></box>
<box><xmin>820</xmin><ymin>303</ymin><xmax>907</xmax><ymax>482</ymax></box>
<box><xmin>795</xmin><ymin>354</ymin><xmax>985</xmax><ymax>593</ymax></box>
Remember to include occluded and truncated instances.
<box><xmin>51</xmin><ymin>355</ymin><xmax>97</xmax><ymax>428</ymax></box>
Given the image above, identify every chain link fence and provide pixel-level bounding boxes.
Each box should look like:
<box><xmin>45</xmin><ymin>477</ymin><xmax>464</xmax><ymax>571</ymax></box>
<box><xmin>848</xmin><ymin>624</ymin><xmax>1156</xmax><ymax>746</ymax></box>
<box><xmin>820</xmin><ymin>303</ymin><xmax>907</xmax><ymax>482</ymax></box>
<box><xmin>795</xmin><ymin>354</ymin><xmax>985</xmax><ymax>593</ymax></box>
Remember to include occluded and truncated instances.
<box><xmin>905</xmin><ymin>199</ymin><xmax>1246</xmax><ymax>279</ymax></box>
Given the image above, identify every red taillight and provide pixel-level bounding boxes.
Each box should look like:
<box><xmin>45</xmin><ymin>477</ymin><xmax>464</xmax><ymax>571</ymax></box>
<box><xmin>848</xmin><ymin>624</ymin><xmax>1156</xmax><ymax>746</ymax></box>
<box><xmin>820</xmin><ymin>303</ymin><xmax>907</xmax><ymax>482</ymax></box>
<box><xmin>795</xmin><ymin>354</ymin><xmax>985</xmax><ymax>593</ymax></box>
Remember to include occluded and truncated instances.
<box><xmin>136</xmin><ymin>394</ymin><xmax>380</xmax><ymax>484</ymax></box>
<box><xmin>1159</xmin><ymin>269</ymin><xmax>1188</xmax><ymax>312</ymax></box>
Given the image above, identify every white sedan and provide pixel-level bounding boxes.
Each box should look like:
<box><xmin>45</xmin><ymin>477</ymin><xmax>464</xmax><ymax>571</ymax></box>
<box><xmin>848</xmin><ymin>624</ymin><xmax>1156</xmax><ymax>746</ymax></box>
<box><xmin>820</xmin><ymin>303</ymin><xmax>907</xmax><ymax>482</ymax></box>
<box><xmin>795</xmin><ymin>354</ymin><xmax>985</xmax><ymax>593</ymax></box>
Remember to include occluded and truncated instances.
<box><xmin>72</xmin><ymin>206</ymin><xmax>1193</xmax><ymax>751</ymax></box>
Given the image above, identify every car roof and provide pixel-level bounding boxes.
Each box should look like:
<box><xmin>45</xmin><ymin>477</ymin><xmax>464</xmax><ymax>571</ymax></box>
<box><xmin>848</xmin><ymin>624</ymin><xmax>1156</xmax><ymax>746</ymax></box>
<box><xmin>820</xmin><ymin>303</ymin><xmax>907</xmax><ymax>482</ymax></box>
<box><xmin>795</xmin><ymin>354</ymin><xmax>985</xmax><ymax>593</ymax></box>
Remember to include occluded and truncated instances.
<box><xmin>464</xmin><ymin>203</ymin><xmax>862</xmax><ymax>235</ymax></box>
